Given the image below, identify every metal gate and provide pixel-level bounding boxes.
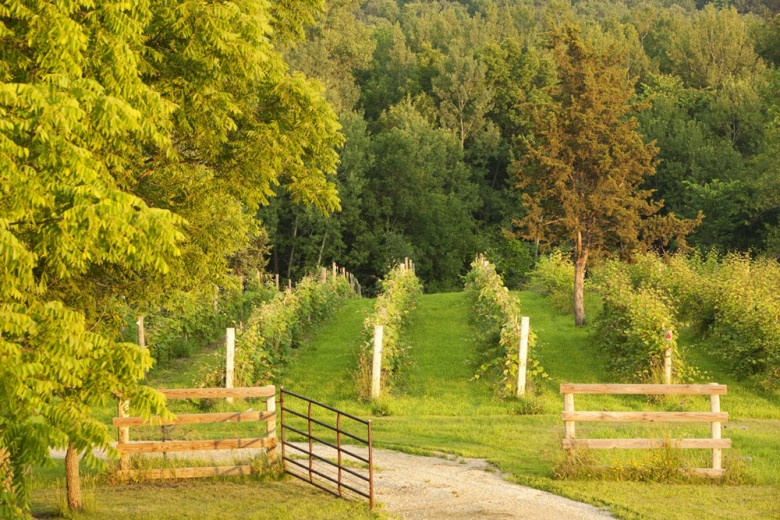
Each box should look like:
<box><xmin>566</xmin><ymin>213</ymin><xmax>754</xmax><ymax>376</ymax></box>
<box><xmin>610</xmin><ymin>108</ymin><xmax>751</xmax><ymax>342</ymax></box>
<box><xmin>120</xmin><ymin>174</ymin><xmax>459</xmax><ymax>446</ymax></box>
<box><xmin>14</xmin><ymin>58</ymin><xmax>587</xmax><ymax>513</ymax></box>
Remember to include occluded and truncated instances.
<box><xmin>279</xmin><ymin>389</ymin><xmax>374</xmax><ymax>509</ymax></box>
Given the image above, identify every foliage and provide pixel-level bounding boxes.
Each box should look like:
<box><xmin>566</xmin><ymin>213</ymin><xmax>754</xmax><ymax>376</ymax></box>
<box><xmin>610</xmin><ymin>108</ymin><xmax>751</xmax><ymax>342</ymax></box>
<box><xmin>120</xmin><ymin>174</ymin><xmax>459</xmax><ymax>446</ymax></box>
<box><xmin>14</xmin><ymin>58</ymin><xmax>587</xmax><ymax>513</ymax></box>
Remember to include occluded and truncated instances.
<box><xmin>596</xmin><ymin>251</ymin><xmax>780</xmax><ymax>388</ymax></box>
<box><xmin>464</xmin><ymin>255</ymin><xmax>546</xmax><ymax>396</ymax></box>
<box><xmin>142</xmin><ymin>280</ymin><xmax>277</xmax><ymax>365</ymax></box>
<box><xmin>1</xmin><ymin>1</ymin><xmax>344</xmax><ymax>515</ymax></box>
<box><xmin>357</xmin><ymin>263</ymin><xmax>422</xmax><ymax>399</ymax></box>
<box><xmin>528</xmin><ymin>250</ymin><xmax>575</xmax><ymax>314</ymax></box>
<box><xmin>592</xmin><ymin>260</ymin><xmax>696</xmax><ymax>383</ymax></box>
<box><xmin>511</xmin><ymin>23</ymin><xmax>699</xmax><ymax>326</ymax></box>
<box><xmin>202</xmin><ymin>273</ymin><xmax>354</xmax><ymax>388</ymax></box>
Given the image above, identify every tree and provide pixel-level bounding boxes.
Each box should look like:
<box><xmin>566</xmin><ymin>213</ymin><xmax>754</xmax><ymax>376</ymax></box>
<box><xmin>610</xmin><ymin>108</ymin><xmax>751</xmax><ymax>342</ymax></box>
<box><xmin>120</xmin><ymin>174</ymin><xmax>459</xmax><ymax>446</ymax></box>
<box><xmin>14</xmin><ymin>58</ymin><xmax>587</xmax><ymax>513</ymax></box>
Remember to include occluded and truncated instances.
<box><xmin>512</xmin><ymin>24</ymin><xmax>697</xmax><ymax>326</ymax></box>
<box><xmin>1</xmin><ymin>0</ymin><xmax>342</xmax><ymax>516</ymax></box>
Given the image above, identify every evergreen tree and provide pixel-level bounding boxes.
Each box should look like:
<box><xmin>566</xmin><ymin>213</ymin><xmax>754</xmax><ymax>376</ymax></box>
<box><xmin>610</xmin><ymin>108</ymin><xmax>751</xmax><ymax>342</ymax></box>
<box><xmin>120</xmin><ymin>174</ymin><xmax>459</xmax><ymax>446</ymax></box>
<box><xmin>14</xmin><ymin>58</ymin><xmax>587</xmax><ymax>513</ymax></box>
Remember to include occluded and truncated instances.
<box><xmin>513</xmin><ymin>24</ymin><xmax>697</xmax><ymax>326</ymax></box>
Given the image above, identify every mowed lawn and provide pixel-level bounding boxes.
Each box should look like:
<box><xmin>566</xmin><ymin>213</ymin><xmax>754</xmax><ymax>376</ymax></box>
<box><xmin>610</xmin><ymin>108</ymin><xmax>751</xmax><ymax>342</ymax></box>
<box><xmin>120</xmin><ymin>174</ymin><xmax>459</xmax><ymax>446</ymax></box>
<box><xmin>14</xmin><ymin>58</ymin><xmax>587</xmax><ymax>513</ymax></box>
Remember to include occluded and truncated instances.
<box><xmin>30</xmin><ymin>291</ymin><xmax>780</xmax><ymax>519</ymax></box>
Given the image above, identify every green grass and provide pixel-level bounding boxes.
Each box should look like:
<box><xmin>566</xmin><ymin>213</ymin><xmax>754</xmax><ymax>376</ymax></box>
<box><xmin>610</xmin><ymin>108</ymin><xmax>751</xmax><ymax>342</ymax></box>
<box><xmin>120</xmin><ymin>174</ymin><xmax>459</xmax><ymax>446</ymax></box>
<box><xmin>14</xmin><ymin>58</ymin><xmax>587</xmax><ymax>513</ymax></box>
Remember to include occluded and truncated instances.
<box><xmin>278</xmin><ymin>290</ymin><xmax>780</xmax><ymax>520</ymax></box>
<box><xmin>30</xmin><ymin>290</ymin><xmax>780</xmax><ymax>519</ymax></box>
<box><xmin>30</xmin><ymin>460</ymin><xmax>374</xmax><ymax>519</ymax></box>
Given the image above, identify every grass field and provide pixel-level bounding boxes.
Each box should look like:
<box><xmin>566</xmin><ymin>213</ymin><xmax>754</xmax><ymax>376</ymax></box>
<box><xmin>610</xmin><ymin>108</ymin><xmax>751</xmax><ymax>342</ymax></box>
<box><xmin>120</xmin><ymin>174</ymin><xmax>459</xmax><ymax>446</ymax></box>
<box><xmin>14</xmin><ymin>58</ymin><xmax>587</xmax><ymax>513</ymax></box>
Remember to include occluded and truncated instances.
<box><xmin>30</xmin><ymin>290</ymin><xmax>780</xmax><ymax>519</ymax></box>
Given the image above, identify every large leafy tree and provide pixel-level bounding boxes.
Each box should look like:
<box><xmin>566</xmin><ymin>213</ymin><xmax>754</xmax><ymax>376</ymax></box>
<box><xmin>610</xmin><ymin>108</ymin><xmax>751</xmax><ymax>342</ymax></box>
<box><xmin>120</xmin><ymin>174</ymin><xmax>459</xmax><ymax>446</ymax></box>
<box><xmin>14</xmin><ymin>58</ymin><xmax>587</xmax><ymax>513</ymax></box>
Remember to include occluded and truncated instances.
<box><xmin>0</xmin><ymin>0</ymin><xmax>342</xmax><ymax>516</ymax></box>
<box><xmin>513</xmin><ymin>24</ymin><xmax>697</xmax><ymax>326</ymax></box>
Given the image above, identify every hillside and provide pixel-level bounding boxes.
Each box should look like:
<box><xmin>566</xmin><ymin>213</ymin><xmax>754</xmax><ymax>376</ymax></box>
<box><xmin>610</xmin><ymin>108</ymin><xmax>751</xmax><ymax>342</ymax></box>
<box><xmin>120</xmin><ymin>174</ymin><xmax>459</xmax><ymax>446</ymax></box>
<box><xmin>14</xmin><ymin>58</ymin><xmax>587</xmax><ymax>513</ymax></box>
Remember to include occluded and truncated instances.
<box><xmin>282</xmin><ymin>291</ymin><xmax>780</xmax><ymax>520</ymax></box>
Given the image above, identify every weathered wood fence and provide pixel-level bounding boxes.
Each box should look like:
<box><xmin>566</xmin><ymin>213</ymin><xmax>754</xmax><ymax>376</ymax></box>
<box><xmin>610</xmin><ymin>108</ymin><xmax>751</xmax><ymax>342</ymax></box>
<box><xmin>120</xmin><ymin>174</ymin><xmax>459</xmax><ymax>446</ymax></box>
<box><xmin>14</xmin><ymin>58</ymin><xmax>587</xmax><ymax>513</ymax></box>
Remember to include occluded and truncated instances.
<box><xmin>115</xmin><ymin>386</ymin><xmax>276</xmax><ymax>479</ymax></box>
<box><xmin>560</xmin><ymin>383</ymin><xmax>730</xmax><ymax>477</ymax></box>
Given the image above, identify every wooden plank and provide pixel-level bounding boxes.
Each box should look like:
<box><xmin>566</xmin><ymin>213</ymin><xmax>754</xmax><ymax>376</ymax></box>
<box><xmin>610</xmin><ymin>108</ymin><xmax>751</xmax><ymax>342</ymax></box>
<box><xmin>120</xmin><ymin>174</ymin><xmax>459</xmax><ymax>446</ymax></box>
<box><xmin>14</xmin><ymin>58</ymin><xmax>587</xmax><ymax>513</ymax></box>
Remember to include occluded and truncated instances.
<box><xmin>561</xmin><ymin>411</ymin><xmax>728</xmax><ymax>423</ymax></box>
<box><xmin>112</xmin><ymin>410</ymin><xmax>274</xmax><ymax>428</ymax></box>
<box><xmin>561</xmin><ymin>438</ymin><xmax>732</xmax><ymax>449</ymax></box>
<box><xmin>158</xmin><ymin>386</ymin><xmax>275</xmax><ymax>399</ymax></box>
<box><xmin>118</xmin><ymin>465</ymin><xmax>253</xmax><ymax>480</ymax></box>
<box><xmin>559</xmin><ymin>383</ymin><xmax>727</xmax><ymax>395</ymax></box>
<box><xmin>116</xmin><ymin>437</ymin><xmax>276</xmax><ymax>454</ymax></box>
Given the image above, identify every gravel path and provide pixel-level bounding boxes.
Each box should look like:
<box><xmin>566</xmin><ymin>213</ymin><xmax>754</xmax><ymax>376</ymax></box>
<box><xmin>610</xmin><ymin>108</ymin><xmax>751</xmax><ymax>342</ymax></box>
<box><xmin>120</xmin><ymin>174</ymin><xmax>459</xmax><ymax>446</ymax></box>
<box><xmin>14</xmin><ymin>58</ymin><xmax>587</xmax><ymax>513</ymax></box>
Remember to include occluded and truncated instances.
<box><xmin>284</xmin><ymin>443</ymin><xmax>613</xmax><ymax>519</ymax></box>
<box><xmin>52</xmin><ymin>444</ymin><xmax>613</xmax><ymax>519</ymax></box>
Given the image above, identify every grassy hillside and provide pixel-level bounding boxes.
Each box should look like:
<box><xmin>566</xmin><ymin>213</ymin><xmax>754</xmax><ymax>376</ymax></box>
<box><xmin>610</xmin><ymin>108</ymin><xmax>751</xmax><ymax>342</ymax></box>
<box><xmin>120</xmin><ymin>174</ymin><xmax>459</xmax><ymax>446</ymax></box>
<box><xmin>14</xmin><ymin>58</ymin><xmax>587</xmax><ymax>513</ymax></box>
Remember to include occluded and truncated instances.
<box><xmin>31</xmin><ymin>290</ymin><xmax>780</xmax><ymax>519</ymax></box>
<box><xmin>282</xmin><ymin>290</ymin><xmax>780</xmax><ymax>520</ymax></box>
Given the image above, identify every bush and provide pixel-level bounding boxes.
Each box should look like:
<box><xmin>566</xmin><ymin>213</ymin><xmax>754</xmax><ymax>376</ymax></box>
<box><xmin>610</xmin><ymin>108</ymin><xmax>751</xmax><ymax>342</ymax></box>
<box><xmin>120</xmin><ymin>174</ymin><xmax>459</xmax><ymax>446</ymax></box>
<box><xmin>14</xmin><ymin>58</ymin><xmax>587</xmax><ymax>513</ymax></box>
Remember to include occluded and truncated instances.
<box><xmin>202</xmin><ymin>271</ymin><xmax>354</xmax><ymax>387</ymax></box>
<box><xmin>464</xmin><ymin>255</ymin><xmax>546</xmax><ymax>396</ymax></box>
<box><xmin>357</xmin><ymin>263</ymin><xmax>422</xmax><ymax>399</ymax></box>
<box><xmin>592</xmin><ymin>261</ymin><xmax>694</xmax><ymax>383</ymax></box>
<box><xmin>607</xmin><ymin>251</ymin><xmax>780</xmax><ymax>388</ymax></box>
<box><xmin>138</xmin><ymin>278</ymin><xmax>277</xmax><ymax>366</ymax></box>
<box><xmin>528</xmin><ymin>250</ymin><xmax>575</xmax><ymax>314</ymax></box>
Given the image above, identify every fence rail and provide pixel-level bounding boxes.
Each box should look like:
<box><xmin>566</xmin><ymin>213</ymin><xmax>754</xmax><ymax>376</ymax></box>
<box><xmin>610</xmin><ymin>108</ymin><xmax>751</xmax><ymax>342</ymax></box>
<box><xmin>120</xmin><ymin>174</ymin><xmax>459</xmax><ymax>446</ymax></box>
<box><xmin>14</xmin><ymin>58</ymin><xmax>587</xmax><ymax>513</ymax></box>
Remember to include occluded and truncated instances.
<box><xmin>280</xmin><ymin>388</ymin><xmax>374</xmax><ymax>509</ymax></box>
<box><xmin>560</xmin><ymin>383</ymin><xmax>730</xmax><ymax>477</ymax></box>
<box><xmin>114</xmin><ymin>386</ymin><xmax>276</xmax><ymax>480</ymax></box>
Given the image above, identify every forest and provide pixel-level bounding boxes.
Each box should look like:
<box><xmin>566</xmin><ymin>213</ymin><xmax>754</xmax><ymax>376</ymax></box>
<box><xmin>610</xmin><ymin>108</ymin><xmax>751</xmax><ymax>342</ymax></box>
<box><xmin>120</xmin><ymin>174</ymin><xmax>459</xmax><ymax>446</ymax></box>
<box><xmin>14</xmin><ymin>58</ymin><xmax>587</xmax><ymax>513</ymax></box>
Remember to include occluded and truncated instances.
<box><xmin>268</xmin><ymin>0</ymin><xmax>780</xmax><ymax>292</ymax></box>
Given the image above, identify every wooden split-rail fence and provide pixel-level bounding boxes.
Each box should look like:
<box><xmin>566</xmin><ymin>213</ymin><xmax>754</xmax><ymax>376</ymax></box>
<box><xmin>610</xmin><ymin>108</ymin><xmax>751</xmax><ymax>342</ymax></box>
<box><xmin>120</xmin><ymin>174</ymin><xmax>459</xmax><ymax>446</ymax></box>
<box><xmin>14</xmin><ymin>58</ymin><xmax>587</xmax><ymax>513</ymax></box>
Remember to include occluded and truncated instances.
<box><xmin>114</xmin><ymin>386</ymin><xmax>276</xmax><ymax>480</ymax></box>
<box><xmin>561</xmin><ymin>383</ymin><xmax>730</xmax><ymax>477</ymax></box>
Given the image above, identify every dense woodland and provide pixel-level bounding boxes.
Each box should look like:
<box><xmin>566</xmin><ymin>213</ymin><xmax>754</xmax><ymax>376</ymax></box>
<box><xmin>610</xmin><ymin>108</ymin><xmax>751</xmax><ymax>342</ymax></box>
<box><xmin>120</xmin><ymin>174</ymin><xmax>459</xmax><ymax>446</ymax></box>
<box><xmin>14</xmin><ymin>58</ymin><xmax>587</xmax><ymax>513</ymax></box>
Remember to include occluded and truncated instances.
<box><xmin>267</xmin><ymin>0</ymin><xmax>780</xmax><ymax>291</ymax></box>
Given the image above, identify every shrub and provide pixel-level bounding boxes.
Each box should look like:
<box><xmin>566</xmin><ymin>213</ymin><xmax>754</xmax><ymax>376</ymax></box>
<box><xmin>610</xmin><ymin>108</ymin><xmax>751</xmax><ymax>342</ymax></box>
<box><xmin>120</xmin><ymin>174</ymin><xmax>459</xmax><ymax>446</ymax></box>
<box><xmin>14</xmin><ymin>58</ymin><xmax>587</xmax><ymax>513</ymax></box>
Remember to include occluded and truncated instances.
<box><xmin>610</xmin><ymin>251</ymin><xmax>780</xmax><ymax>388</ymax></box>
<box><xmin>592</xmin><ymin>260</ymin><xmax>697</xmax><ymax>383</ymax></box>
<box><xmin>202</xmin><ymin>271</ymin><xmax>353</xmax><ymax>387</ymax></box>
<box><xmin>464</xmin><ymin>255</ymin><xmax>546</xmax><ymax>396</ymax></box>
<box><xmin>142</xmin><ymin>279</ymin><xmax>275</xmax><ymax>365</ymax></box>
<box><xmin>528</xmin><ymin>250</ymin><xmax>575</xmax><ymax>314</ymax></box>
<box><xmin>357</xmin><ymin>263</ymin><xmax>422</xmax><ymax>399</ymax></box>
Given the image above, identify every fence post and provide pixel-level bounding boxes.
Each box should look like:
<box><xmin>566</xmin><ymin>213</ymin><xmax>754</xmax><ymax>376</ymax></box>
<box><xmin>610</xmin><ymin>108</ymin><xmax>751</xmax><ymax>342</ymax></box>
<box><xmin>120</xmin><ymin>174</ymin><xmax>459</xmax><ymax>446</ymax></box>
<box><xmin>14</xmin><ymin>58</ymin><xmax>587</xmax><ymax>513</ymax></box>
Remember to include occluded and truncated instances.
<box><xmin>710</xmin><ymin>382</ymin><xmax>722</xmax><ymax>472</ymax></box>
<box><xmin>225</xmin><ymin>328</ymin><xmax>235</xmax><ymax>403</ymax></box>
<box><xmin>563</xmin><ymin>390</ymin><xmax>575</xmax><ymax>449</ymax></box>
<box><xmin>321</xmin><ymin>267</ymin><xmax>327</xmax><ymax>283</ymax></box>
<box><xmin>275</xmin><ymin>274</ymin><xmax>280</xmax><ymax>291</ymax></box>
<box><xmin>371</xmin><ymin>325</ymin><xmax>384</xmax><ymax>399</ymax></box>
<box><xmin>664</xmin><ymin>329</ymin><xmax>673</xmax><ymax>384</ymax></box>
<box><xmin>267</xmin><ymin>392</ymin><xmax>277</xmax><ymax>463</ymax></box>
<box><xmin>136</xmin><ymin>316</ymin><xmax>146</xmax><ymax>350</ymax></box>
<box><xmin>517</xmin><ymin>317</ymin><xmax>530</xmax><ymax>397</ymax></box>
<box><xmin>117</xmin><ymin>399</ymin><xmax>130</xmax><ymax>472</ymax></box>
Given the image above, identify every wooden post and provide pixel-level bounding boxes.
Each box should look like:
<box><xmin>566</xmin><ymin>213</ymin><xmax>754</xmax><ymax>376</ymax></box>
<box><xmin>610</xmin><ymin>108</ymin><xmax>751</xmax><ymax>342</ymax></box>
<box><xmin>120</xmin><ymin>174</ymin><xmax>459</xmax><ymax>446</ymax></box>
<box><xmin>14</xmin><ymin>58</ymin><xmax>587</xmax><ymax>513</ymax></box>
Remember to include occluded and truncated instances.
<box><xmin>664</xmin><ymin>348</ymin><xmax>672</xmax><ymax>385</ymax></box>
<box><xmin>664</xmin><ymin>329</ymin><xmax>673</xmax><ymax>384</ymax></box>
<box><xmin>136</xmin><ymin>316</ymin><xmax>145</xmax><ymax>350</ymax></box>
<box><xmin>563</xmin><ymin>391</ymin><xmax>576</xmax><ymax>446</ymax></box>
<box><xmin>288</xmin><ymin>279</ymin><xmax>292</xmax><ymax>291</ymax></box>
<box><xmin>225</xmin><ymin>328</ymin><xmax>235</xmax><ymax>403</ymax></box>
<box><xmin>710</xmin><ymin>383</ymin><xmax>722</xmax><ymax>472</ymax></box>
<box><xmin>371</xmin><ymin>325</ymin><xmax>384</xmax><ymax>399</ymax></box>
<box><xmin>267</xmin><ymin>393</ymin><xmax>277</xmax><ymax>462</ymax></box>
<box><xmin>275</xmin><ymin>274</ymin><xmax>279</xmax><ymax>291</ymax></box>
<box><xmin>332</xmin><ymin>262</ymin><xmax>337</xmax><ymax>277</ymax></box>
<box><xmin>118</xmin><ymin>400</ymin><xmax>130</xmax><ymax>472</ymax></box>
<box><xmin>321</xmin><ymin>267</ymin><xmax>327</xmax><ymax>283</ymax></box>
<box><xmin>517</xmin><ymin>317</ymin><xmax>530</xmax><ymax>397</ymax></box>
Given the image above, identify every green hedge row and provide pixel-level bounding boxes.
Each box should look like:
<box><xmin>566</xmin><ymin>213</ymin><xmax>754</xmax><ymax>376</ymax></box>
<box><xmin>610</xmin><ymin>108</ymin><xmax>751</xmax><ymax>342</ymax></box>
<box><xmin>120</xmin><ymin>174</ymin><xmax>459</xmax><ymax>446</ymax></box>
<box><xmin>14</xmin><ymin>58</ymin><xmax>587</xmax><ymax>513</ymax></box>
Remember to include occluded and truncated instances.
<box><xmin>464</xmin><ymin>255</ymin><xmax>545</xmax><ymax>395</ymax></box>
<box><xmin>357</xmin><ymin>263</ymin><xmax>422</xmax><ymax>399</ymax></box>
<box><xmin>202</xmin><ymin>271</ymin><xmax>354</xmax><ymax>387</ymax></box>
<box><xmin>592</xmin><ymin>260</ymin><xmax>695</xmax><ymax>383</ymax></box>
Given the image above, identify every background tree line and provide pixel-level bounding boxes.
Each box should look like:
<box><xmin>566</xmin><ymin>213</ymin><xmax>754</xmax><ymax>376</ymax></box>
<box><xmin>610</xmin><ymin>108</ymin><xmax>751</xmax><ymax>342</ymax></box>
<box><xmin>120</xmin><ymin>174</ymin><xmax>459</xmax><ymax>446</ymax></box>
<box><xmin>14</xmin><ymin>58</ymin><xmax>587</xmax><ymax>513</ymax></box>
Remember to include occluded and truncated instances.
<box><xmin>267</xmin><ymin>0</ymin><xmax>780</xmax><ymax>292</ymax></box>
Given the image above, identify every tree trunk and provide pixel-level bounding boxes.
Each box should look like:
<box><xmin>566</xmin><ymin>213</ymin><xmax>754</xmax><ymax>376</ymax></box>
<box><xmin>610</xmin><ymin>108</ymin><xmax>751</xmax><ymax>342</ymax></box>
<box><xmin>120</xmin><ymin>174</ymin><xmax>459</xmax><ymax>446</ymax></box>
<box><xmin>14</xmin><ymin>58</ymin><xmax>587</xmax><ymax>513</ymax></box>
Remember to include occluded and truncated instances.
<box><xmin>574</xmin><ymin>232</ymin><xmax>589</xmax><ymax>327</ymax></box>
<box><xmin>65</xmin><ymin>443</ymin><xmax>82</xmax><ymax>511</ymax></box>
<box><xmin>0</xmin><ymin>448</ymin><xmax>12</xmax><ymax>501</ymax></box>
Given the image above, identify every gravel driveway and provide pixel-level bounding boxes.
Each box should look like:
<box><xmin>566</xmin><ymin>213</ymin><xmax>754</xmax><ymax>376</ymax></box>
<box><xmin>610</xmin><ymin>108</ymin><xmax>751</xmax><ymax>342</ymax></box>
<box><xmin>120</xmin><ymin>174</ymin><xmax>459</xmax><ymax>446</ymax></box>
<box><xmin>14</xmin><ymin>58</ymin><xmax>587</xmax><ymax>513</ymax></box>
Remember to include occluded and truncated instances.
<box><xmin>52</xmin><ymin>443</ymin><xmax>614</xmax><ymax>519</ymax></box>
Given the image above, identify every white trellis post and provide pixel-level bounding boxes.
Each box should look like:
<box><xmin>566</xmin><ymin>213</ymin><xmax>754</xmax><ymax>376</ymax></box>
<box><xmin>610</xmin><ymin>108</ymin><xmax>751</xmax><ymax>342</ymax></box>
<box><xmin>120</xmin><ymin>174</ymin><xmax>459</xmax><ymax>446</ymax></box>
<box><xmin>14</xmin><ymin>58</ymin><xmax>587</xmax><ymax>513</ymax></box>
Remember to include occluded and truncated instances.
<box><xmin>517</xmin><ymin>317</ymin><xmax>530</xmax><ymax>397</ymax></box>
<box><xmin>371</xmin><ymin>325</ymin><xmax>384</xmax><ymax>399</ymax></box>
<box><xmin>225</xmin><ymin>328</ymin><xmax>235</xmax><ymax>403</ymax></box>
